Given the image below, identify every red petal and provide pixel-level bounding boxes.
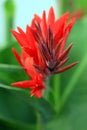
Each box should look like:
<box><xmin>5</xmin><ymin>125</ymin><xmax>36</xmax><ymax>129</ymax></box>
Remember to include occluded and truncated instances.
<box><xmin>35</xmin><ymin>75</ymin><xmax>45</xmax><ymax>88</ymax></box>
<box><xmin>54</xmin><ymin>30</ymin><xmax>63</xmax><ymax>45</ymax></box>
<box><xmin>48</xmin><ymin>7</ymin><xmax>55</xmax><ymax>26</ymax></box>
<box><xmin>34</xmin><ymin>14</ymin><xmax>41</xmax><ymax>22</ymax></box>
<box><xmin>65</xmin><ymin>18</ymin><xmax>76</xmax><ymax>33</ymax></box>
<box><xmin>30</xmin><ymin>88</ymin><xmax>42</xmax><ymax>98</ymax></box>
<box><xmin>41</xmin><ymin>11</ymin><xmax>47</xmax><ymax>38</ymax></box>
<box><xmin>17</xmin><ymin>27</ymin><xmax>25</xmax><ymax>34</ymax></box>
<box><xmin>26</xmin><ymin>25</ymin><xmax>36</xmax><ymax>49</ymax></box>
<box><xmin>12</xmin><ymin>48</ymin><xmax>22</xmax><ymax>65</ymax></box>
<box><xmin>11</xmin><ymin>29</ymin><xmax>28</xmax><ymax>47</ymax></box>
<box><xmin>11</xmin><ymin>30</ymin><xmax>22</xmax><ymax>45</ymax></box>
<box><xmin>12</xmin><ymin>49</ymin><xmax>33</xmax><ymax>76</ymax></box>
<box><xmin>23</xmin><ymin>47</ymin><xmax>36</xmax><ymax>57</ymax></box>
<box><xmin>21</xmin><ymin>50</ymin><xmax>29</xmax><ymax>62</ymax></box>
<box><xmin>58</xmin><ymin>29</ymin><xmax>69</xmax><ymax>54</ymax></box>
<box><xmin>11</xmin><ymin>80</ymin><xmax>35</xmax><ymax>88</ymax></box>
<box><xmin>52</xmin><ymin>12</ymin><xmax>69</xmax><ymax>34</ymax></box>
<box><xmin>24</xmin><ymin>57</ymin><xmax>37</xmax><ymax>78</ymax></box>
<box><xmin>31</xmin><ymin>14</ymin><xmax>41</xmax><ymax>28</ymax></box>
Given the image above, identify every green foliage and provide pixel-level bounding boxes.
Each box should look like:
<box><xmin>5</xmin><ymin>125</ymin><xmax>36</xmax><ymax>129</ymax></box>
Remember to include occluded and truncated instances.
<box><xmin>0</xmin><ymin>83</ymin><xmax>56</xmax><ymax>126</ymax></box>
<box><xmin>0</xmin><ymin>41</ymin><xmax>20</xmax><ymax>64</ymax></box>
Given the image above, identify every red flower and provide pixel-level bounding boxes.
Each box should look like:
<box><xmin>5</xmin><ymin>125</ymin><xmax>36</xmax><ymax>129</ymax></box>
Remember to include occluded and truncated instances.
<box><xmin>11</xmin><ymin>7</ymin><xmax>78</xmax><ymax>98</ymax></box>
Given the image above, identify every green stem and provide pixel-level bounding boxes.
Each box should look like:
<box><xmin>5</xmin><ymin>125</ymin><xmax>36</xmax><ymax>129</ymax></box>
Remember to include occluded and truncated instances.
<box><xmin>45</xmin><ymin>75</ymin><xmax>60</xmax><ymax>111</ymax></box>
<box><xmin>36</xmin><ymin>113</ymin><xmax>41</xmax><ymax>130</ymax></box>
<box><xmin>53</xmin><ymin>75</ymin><xmax>60</xmax><ymax>111</ymax></box>
<box><xmin>43</xmin><ymin>79</ymin><xmax>50</xmax><ymax>100</ymax></box>
<box><xmin>36</xmin><ymin>112</ymin><xmax>45</xmax><ymax>130</ymax></box>
<box><xmin>5</xmin><ymin>16</ymin><xmax>14</xmax><ymax>43</ymax></box>
<box><xmin>4</xmin><ymin>0</ymin><xmax>15</xmax><ymax>44</ymax></box>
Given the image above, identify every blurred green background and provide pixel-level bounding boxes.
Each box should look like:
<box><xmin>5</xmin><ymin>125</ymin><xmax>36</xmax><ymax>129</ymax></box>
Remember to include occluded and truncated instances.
<box><xmin>0</xmin><ymin>0</ymin><xmax>87</xmax><ymax>130</ymax></box>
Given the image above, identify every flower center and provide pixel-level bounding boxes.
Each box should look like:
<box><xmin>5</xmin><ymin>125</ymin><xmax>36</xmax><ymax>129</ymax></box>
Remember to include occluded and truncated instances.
<box><xmin>32</xmin><ymin>22</ymin><xmax>59</xmax><ymax>78</ymax></box>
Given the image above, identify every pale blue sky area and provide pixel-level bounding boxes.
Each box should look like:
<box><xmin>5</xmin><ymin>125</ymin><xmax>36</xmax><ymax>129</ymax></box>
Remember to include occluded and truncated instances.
<box><xmin>0</xmin><ymin>0</ymin><xmax>58</xmax><ymax>45</ymax></box>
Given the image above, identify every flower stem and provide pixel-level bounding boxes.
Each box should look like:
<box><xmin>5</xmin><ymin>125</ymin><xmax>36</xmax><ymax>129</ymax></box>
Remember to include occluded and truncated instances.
<box><xmin>53</xmin><ymin>75</ymin><xmax>60</xmax><ymax>111</ymax></box>
<box><xmin>45</xmin><ymin>79</ymin><xmax>50</xmax><ymax>100</ymax></box>
<box><xmin>4</xmin><ymin>0</ymin><xmax>15</xmax><ymax>44</ymax></box>
<box><xmin>36</xmin><ymin>112</ymin><xmax>45</xmax><ymax>130</ymax></box>
<box><xmin>36</xmin><ymin>113</ymin><xmax>41</xmax><ymax>130</ymax></box>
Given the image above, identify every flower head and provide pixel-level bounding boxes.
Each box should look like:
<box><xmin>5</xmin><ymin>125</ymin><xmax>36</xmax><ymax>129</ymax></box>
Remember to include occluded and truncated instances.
<box><xmin>11</xmin><ymin>7</ymin><xmax>78</xmax><ymax>98</ymax></box>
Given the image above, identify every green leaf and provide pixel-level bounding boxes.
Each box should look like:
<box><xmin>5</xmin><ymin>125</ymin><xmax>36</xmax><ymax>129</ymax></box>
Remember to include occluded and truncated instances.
<box><xmin>0</xmin><ymin>41</ymin><xmax>20</xmax><ymax>64</ymax></box>
<box><xmin>0</xmin><ymin>86</ymin><xmax>37</xmax><ymax>125</ymax></box>
<box><xmin>58</xmin><ymin>53</ymin><xmax>87</xmax><ymax>112</ymax></box>
<box><xmin>0</xmin><ymin>83</ymin><xmax>56</xmax><ymax>124</ymax></box>
<box><xmin>0</xmin><ymin>64</ymin><xmax>29</xmax><ymax>84</ymax></box>
<box><xmin>0</xmin><ymin>118</ymin><xmax>36</xmax><ymax>130</ymax></box>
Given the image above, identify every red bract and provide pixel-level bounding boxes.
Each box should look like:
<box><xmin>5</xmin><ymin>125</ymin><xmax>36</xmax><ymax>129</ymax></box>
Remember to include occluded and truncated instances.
<box><xmin>11</xmin><ymin>7</ymin><xmax>78</xmax><ymax>98</ymax></box>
